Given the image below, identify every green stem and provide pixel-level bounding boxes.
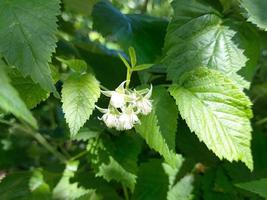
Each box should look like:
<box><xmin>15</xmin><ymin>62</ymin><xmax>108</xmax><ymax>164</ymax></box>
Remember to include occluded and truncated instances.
<box><xmin>256</xmin><ymin>117</ymin><xmax>267</xmax><ymax>126</ymax></box>
<box><xmin>30</xmin><ymin>131</ymin><xmax>67</xmax><ymax>163</ymax></box>
<box><xmin>126</xmin><ymin>68</ymin><xmax>132</xmax><ymax>89</ymax></box>
<box><xmin>122</xmin><ymin>184</ymin><xmax>129</xmax><ymax>200</ymax></box>
<box><xmin>70</xmin><ymin>150</ymin><xmax>88</xmax><ymax>161</ymax></box>
<box><xmin>0</xmin><ymin>119</ymin><xmax>67</xmax><ymax>163</ymax></box>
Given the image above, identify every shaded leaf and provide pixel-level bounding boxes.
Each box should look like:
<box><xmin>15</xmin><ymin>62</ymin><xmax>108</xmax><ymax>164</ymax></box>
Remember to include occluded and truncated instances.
<box><xmin>135</xmin><ymin>86</ymin><xmax>178</xmax><ymax>167</ymax></box>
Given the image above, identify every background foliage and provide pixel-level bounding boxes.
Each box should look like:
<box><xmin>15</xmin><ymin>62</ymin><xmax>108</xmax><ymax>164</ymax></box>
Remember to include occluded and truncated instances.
<box><xmin>1</xmin><ymin>0</ymin><xmax>267</xmax><ymax>199</ymax></box>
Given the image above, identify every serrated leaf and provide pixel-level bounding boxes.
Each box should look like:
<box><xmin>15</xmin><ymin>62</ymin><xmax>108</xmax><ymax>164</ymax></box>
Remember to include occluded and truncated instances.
<box><xmin>0</xmin><ymin>65</ymin><xmax>37</xmax><ymax>128</ymax></box>
<box><xmin>135</xmin><ymin>86</ymin><xmax>178</xmax><ymax>167</ymax></box>
<box><xmin>29</xmin><ymin>169</ymin><xmax>51</xmax><ymax>200</ymax></box>
<box><xmin>57</xmin><ymin>58</ymin><xmax>87</xmax><ymax>74</ymax></box>
<box><xmin>0</xmin><ymin>0</ymin><xmax>60</xmax><ymax>92</ymax></box>
<box><xmin>62</xmin><ymin>73</ymin><xmax>100</xmax><ymax>136</ymax></box>
<box><xmin>53</xmin><ymin>161</ymin><xmax>95</xmax><ymax>200</ymax></box>
<box><xmin>8</xmin><ymin>70</ymin><xmax>50</xmax><ymax>109</ymax></box>
<box><xmin>236</xmin><ymin>179</ymin><xmax>267</xmax><ymax>199</ymax></box>
<box><xmin>163</xmin><ymin>0</ymin><xmax>247</xmax><ymax>85</ymax></box>
<box><xmin>240</xmin><ymin>0</ymin><xmax>267</xmax><ymax>31</ymax></box>
<box><xmin>169</xmin><ymin>68</ymin><xmax>253</xmax><ymax>170</ymax></box>
<box><xmin>167</xmin><ymin>175</ymin><xmax>194</xmax><ymax>200</ymax></box>
<box><xmin>97</xmin><ymin>156</ymin><xmax>136</xmax><ymax>192</ymax></box>
<box><xmin>132</xmin><ymin>160</ymin><xmax>169</xmax><ymax>200</ymax></box>
<box><xmin>87</xmin><ymin>134</ymin><xmax>141</xmax><ymax>192</ymax></box>
<box><xmin>162</xmin><ymin>155</ymin><xmax>184</xmax><ymax>189</ymax></box>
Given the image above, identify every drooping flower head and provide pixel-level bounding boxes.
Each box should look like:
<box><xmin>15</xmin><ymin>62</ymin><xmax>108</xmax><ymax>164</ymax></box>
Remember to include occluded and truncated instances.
<box><xmin>97</xmin><ymin>82</ymin><xmax>152</xmax><ymax>131</ymax></box>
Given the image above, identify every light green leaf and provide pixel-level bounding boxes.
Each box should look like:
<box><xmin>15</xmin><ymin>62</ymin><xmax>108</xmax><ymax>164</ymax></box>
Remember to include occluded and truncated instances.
<box><xmin>236</xmin><ymin>179</ymin><xmax>267</xmax><ymax>198</ymax></box>
<box><xmin>53</xmin><ymin>161</ymin><xmax>95</xmax><ymax>200</ymax></box>
<box><xmin>62</xmin><ymin>73</ymin><xmax>100</xmax><ymax>136</ymax></box>
<box><xmin>132</xmin><ymin>160</ymin><xmax>169</xmax><ymax>200</ymax></box>
<box><xmin>135</xmin><ymin>86</ymin><xmax>178</xmax><ymax>168</ymax></box>
<box><xmin>132</xmin><ymin>64</ymin><xmax>153</xmax><ymax>71</ymax></box>
<box><xmin>97</xmin><ymin>156</ymin><xmax>136</xmax><ymax>192</ymax></box>
<box><xmin>29</xmin><ymin>169</ymin><xmax>51</xmax><ymax>200</ymax></box>
<box><xmin>167</xmin><ymin>175</ymin><xmax>194</xmax><ymax>200</ymax></box>
<box><xmin>241</xmin><ymin>0</ymin><xmax>267</xmax><ymax>31</ymax></box>
<box><xmin>0</xmin><ymin>0</ymin><xmax>60</xmax><ymax>92</ymax></box>
<box><xmin>118</xmin><ymin>53</ymin><xmax>131</xmax><ymax>70</ymax></box>
<box><xmin>162</xmin><ymin>155</ymin><xmax>184</xmax><ymax>189</ymax></box>
<box><xmin>0</xmin><ymin>65</ymin><xmax>37</xmax><ymax>128</ymax></box>
<box><xmin>163</xmin><ymin>0</ymin><xmax>247</xmax><ymax>85</ymax></box>
<box><xmin>169</xmin><ymin>68</ymin><xmax>253</xmax><ymax>170</ymax></box>
<box><xmin>129</xmin><ymin>47</ymin><xmax>137</xmax><ymax>67</ymax></box>
<box><xmin>57</xmin><ymin>58</ymin><xmax>87</xmax><ymax>74</ymax></box>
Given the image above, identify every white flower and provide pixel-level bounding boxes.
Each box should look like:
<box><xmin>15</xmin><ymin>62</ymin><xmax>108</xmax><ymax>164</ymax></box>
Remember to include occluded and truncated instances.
<box><xmin>96</xmin><ymin>106</ymin><xmax>119</xmax><ymax>128</ymax></box>
<box><xmin>110</xmin><ymin>92</ymin><xmax>125</xmax><ymax>108</ymax></box>
<box><xmin>117</xmin><ymin>107</ymin><xmax>140</xmax><ymax>131</ymax></box>
<box><xmin>102</xmin><ymin>81</ymin><xmax>127</xmax><ymax>108</ymax></box>
<box><xmin>133</xmin><ymin>85</ymin><xmax>153</xmax><ymax>115</ymax></box>
<box><xmin>136</xmin><ymin>98</ymin><xmax>152</xmax><ymax>115</ymax></box>
<box><xmin>117</xmin><ymin>113</ymin><xmax>133</xmax><ymax>130</ymax></box>
<box><xmin>102</xmin><ymin>112</ymin><xmax>119</xmax><ymax>128</ymax></box>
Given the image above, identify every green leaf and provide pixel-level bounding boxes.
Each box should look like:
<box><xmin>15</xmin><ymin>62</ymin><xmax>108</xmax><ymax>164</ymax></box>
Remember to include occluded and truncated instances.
<box><xmin>129</xmin><ymin>47</ymin><xmax>137</xmax><ymax>67</ymax></box>
<box><xmin>167</xmin><ymin>175</ymin><xmax>194</xmax><ymax>200</ymax></box>
<box><xmin>29</xmin><ymin>169</ymin><xmax>52</xmax><ymax>200</ymax></box>
<box><xmin>163</xmin><ymin>0</ymin><xmax>247</xmax><ymax>85</ymax></box>
<box><xmin>53</xmin><ymin>161</ymin><xmax>95</xmax><ymax>200</ymax></box>
<box><xmin>132</xmin><ymin>160</ymin><xmax>169</xmax><ymax>200</ymax></box>
<box><xmin>87</xmin><ymin>134</ymin><xmax>141</xmax><ymax>192</ymax></box>
<box><xmin>169</xmin><ymin>68</ymin><xmax>253</xmax><ymax>170</ymax></box>
<box><xmin>0</xmin><ymin>0</ymin><xmax>60</xmax><ymax>92</ymax></box>
<box><xmin>62</xmin><ymin>73</ymin><xmax>100</xmax><ymax>136</ymax></box>
<box><xmin>92</xmin><ymin>1</ymin><xmax>168</xmax><ymax>63</ymax></box>
<box><xmin>228</xmin><ymin>22</ymin><xmax>261</xmax><ymax>82</ymax></box>
<box><xmin>162</xmin><ymin>155</ymin><xmax>184</xmax><ymax>189</ymax></box>
<box><xmin>57</xmin><ymin>58</ymin><xmax>87</xmax><ymax>74</ymax></box>
<box><xmin>132</xmin><ymin>64</ymin><xmax>153</xmax><ymax>71</ymax></box>
<box><xmin>236</xmin><ymin>179</ymin><xmax>267</xmax><ymax>199</ymax></box>
<box><xmin>118</xmin><ymin>53</ymin><xmax>131</xmax><ymax>70</ymax></box>
<box><xmin>8</xmin><ymin>69</ymin><xmax>50</xmax><ymax>109</ymax></box>
<box><xmin>135</xmin><ymin>86</ymin><xmax>178</xmax><ymax>167</ymax></box>
<box><xmin>97</xmin><ymin>156</ymin><xmax>137</xmax><ymax>192</ymax></box>
<box><xmin>63</xmin><ymin>0</ymin><xmax>98</xmax><ymax>16</ymax></box>
<box><xmin>0</xmin><ymin>65</ymin><xmax>37</xmax><ymax>128</ymax></box>
<box><xmin>0</xmin><ymin>172</ymin><xmax>32</xmax><ymax>200</ymax></box>
<box><xmin>240</xmin><ymin>0</ymin><xmax>267</xmax><ymax>31</ymax></box>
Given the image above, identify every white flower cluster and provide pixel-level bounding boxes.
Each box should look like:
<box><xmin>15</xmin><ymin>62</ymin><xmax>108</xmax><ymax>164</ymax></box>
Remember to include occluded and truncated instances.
<box><xmin>97</xmin><ymin>82</ymin><xmax>153</xmax><ymax>131</ymax></box>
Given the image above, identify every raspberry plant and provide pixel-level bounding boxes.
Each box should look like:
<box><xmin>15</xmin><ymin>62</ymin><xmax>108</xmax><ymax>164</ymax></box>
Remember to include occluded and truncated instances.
<box><xmin>0</xmin><ymin>0</ymin><xmax>267</xmax><ymax>199</ymax></box>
